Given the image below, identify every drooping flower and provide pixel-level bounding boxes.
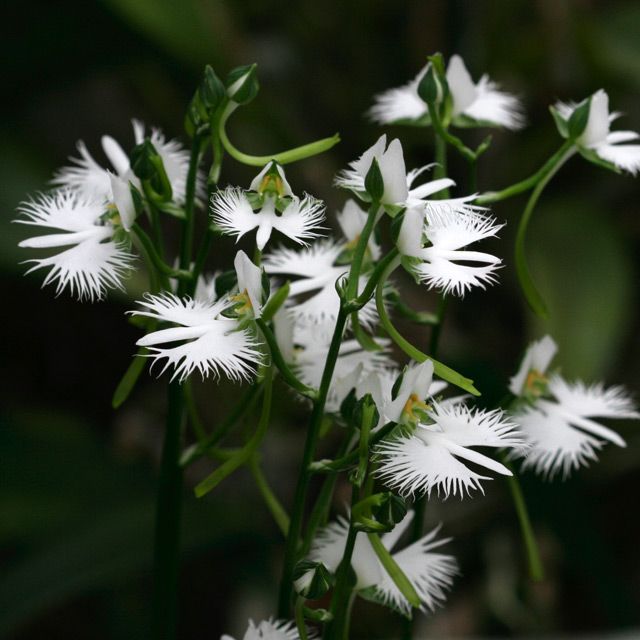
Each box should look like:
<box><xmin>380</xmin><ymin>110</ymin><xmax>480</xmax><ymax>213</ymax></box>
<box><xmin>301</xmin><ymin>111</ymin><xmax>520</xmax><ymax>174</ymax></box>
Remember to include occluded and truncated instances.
<box><xmin>555</xmin><ymin>89</ymin><xmax>640</xmax><ymax>175</ymax></box>
<box><xmin>15</xmin><ymin>190</ymin><xmax>134</xmax><ymax>301</ymax></box>
<box><xmin>514</xmin><ymin>376</ymin><xmax>638</xmax><ymax>479</ymax></box>
<box><xmin>376</xmin><ymin>403</ymin><xmax>521</xmax><ymax>498</ymax></box>
<box><xmin>302</xmin><ymin>511</ymin><xmax>457</xmax><ymax>616</ymax></box>
<box><xmin>221</xmin><ymin>618</ymin><xmax>311</xmax><ymax>640</ymax></box>
<box><xmin>508</xmin><ymin>334</ymin><xmax>638</xmax><ymax>478</ymax></box>
<box><xmin>210</xmin><ymin>162</ymin><xmax>325</xmax><ymax>250</ymax></box>
<box><xmin>130</xmin><ymin>293</ymin><xmax>263</xmax><ymax>382</ymax></box>
<box><xmin>368</xmin><ymin>55</ymin><xmax>524</xmax><ymax>130</ymax></box>
<box><xmin>397</xmin><ymin>206</ymin><xmax>503</xmax><ymax>296</ymax></box>
<box><xmin>52</xmin><ymin>119</ymin><xmax>196</xmax><ymax>204</ymax></box>
<box><xmin>232</xmin><ymin>250</ymin><xmax>265</xmax><ymax>318</ymax></box>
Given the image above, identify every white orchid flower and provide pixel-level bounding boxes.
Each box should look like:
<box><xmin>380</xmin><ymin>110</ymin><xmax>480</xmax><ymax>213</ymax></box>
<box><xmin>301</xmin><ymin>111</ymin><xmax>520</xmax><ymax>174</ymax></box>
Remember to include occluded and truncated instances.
<box><xmin>336</xmin><ymin>199</ymin><xmax>382</xmax><ymax>260</ymax></box>
<box><xmin>221</xmin><ymin>618</ymin><xmax>310</xmax><ymax>640</ymax></box>
<box><xmin>398</xmin><ymin>206</ymin><xmax>502</xmax><ymax>296</ymax></box>
<box><xmin>211</xmin><ymin>163</ymin><xmax>325</xmax><ymax>251</ymax></box>
<box><xmin>52</xmin><ymin>119</ymin><xmax>197</xmax><ymax>205</ymax></box>
<box><xmin>334</xmin><ymin>134</ymin><xmax>409</xmax><ymax>205</ymax></box>
<box><xmin>376</xmin><ymin>403</ymin><xmax>522</xmax><ymax>498</ymax></box>
<box><xmin>556</xmin><ymin>89</ymin><xmax>640</xmax><ymax>175</ymax></box>
<box><xmin>514</xmin><ymin>376</ymin><xmax>638</xmax><ymax>479</ymax></box>
<box><xmin>130</xmin><ymin>293</ymin><xmax>263</xmax><ymax>382</ymax></box>
<box><xmin>368</xmin><ymin>55</ymin><xmax>524</xmax><ymax>130</ymax></box>
<box><xmin>303</xmin><ymin>511</ymin><xmax>457</xmax><ymax>616</ymax></box>
<box><xmin>16</xmin><ymin>190</ymin><xmax>134</xmax><ymax>301</ymax></box>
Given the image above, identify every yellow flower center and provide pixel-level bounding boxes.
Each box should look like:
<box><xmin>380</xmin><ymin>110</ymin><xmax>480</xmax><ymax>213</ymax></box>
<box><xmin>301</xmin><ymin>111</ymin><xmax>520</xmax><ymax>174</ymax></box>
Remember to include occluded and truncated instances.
<box><xmin>402</xmin><ymin>393</ymin><xmax>430</xmax><ymax>422</ymax></box>
<box><xmin>259</xmin><ymin>174</ymin><xmax>286</xmax><ymax>197</ymax></box>
<box><xmin>231</xmin><ymin>289</ymin><xmax>253</xmax><ymax>315</ymax></box>
<box><xmin>525</xmin><ymin>369</ymin><xmax>548</xmax><ymax>397</ymax></box>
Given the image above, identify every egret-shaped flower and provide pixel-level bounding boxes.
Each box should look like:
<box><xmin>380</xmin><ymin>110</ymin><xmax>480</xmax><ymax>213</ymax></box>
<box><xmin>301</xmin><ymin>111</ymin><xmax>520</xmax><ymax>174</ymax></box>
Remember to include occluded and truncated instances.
<box><xmin>555</xmin><ymin>89</ymin><xmax>640</xmax><ymax>175</ymax></box>
<box><xmin>508</xmin><ymin>334</ymin><xmax>557</xmax><ymax>398</ymax></box>
<box><xmin>369</xmin><ymin>55</ymin><xmax>524</xmax><ymax>130</ymax></box>
<box><xmin>52</xmin><ymin>119</ymin><xmax>196</xmax><ymax>204</ymax></box>
<box><xmin>231</xmin><ymin>250</ymin><xmax>265</xmax><ymax>318</ymax></box>
<box><xmin>211</xmin><ymin>162</ymin><xmax>325</xmax><ymax>250</ymax></box>
<box><xmin>302</xmin><ymin>511</ymin><xmax>457</xmax><ymax>616</ymax></box>
<box><xmin>376</xmin><ymin>403</ymin><xmax>521</xmax><ymax>498</ymax></box>
<box><xmin>16</xmin><ymin>190</ymin><xmax>134</xmax><ymax>301</ymax></box>
<box><xmin>130</xmin><ymin>293</ymin><xmax>263</xmax><ymax>382</ymax></box>
<box><xmin>221</xmin><ymin>618</ymin><xmax>311</xmax><ymax>640</ymax></box>
<box><xmin>397</xmin><ymin>206</ymin><xmax>502</xmax><ymax>296</ymax></box>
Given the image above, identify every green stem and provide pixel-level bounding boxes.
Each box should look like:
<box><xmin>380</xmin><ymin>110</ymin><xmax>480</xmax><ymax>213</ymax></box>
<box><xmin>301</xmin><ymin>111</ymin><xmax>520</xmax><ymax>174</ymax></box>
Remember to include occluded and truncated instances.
<box><xmin>194</xmin><ymin>369</ymin><xmax>273</xmax><ymax>497</ymax></box>
<box><xmin>428</xmin><ymin>102</ymin><xmax>476</xmax><ymax>163</ymax></box>
<box><xmin>250</xmin><ymin>455</ymin><xmax>290</xmax><ymax>536</ymax></box>
<box><xmin>514</xmin><ymin>146</ymin><xmax>575</xmax><ymax>318</ymax></box>
<box><xmin>219</xmin><ymin>105</ymin><xmax>340</xmax><ymax>166</ymax></box>
<box><xmin>345</xmin><ymin>201</ymin><xmax>380</xmax><ymax>300</ymax></box>
<box><xmin>476</xmin><ymin>141</ymin><xmax>574</xmax><ymax>205</ymax></box>
<box><xmin>180</xmin><ymin>383</ymin><xmax>262</xmax><ymax>467</ymax></box>
<box><xmin>295</xmin><ymin>597</ymin><xmax>310</xmax><ymax>640</ymax></box>
<box><xmin>183</xmin><ymin>381</ymin><xmax>207</xmax><ymax>443</ymax></box>
<box><xmin>151</xmin><ymin>381</ymin><xmax>185</xmax><ymax>640</ymax></box>
<box><xmin>375</xmin><ymin>258</ymin><xmax>479</xmax><ymax>396</ymax></box>
<box><xmin>278</xmin><ymin>308</ymin><xmax>349</xmax><ymax>617</ymax></box>
<box><xmin>352</xmin><ymin>247</ymin><xmax>399</xmax><ymax>309</ymax></box>
<box><xmin>132</xmin><ymin>224</ymin><xmax>191</xmax><ymax>283</ymax></box>
<box><xmin>504</xmin><ymin>460</ymin><xmax>544</xmax><ymax>581</ymax></box>
<box><xmin>256</xmin><ymin>318</ymin><xmax>317</xmax><ymax>399</ymax></box>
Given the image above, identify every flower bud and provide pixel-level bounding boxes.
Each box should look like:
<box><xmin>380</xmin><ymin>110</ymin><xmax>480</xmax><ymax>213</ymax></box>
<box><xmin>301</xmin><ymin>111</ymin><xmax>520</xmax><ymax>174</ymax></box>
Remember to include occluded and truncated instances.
<box><xmin>293</xmin><ymin>560</ymin><xmax>334</xmax><ymax>600</ymax></box>
<box><xmin>364</xmin><ymin>156</ymin><xmax>384</xmax><ymax>202</ymax></box>
<box><xmin>200</xmin><ymin>65</ymin><xmax>226</xmax><ymax>111</ymax></box>
<box><xmin>226</xmin><ymin>64</ymin><xmax>260</xmax><ymax>105</ymax></box>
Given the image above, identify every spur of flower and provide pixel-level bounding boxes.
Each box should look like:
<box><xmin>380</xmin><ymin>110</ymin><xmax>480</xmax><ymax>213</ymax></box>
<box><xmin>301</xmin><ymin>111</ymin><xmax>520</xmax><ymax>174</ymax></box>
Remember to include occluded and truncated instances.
<box><xmin>300</xmin><ymin>511</ymin><xmax>457</xmax><ymax>616</ymax></box>
<box><xmin>376</xmin><ymin>402</ymin><xmax>521</xmax><ymax>498</ymax></box>
<box><xmin>509</xmin><ymin>335</ymin><xmax>638</xmax><ymax>478</ymax></box>
<box><xmin>52</xmin><ymin>119</ymin><xmax>196</xmax><ymax>205</ymax></box>
<box><xmin>15</xmin><ymin>189</ymin><xmax>135</xmax><ymax>301</ymax></box>
<box><xmin>552</xmin><ymin>89</ymin><xmax>640</xmax><ymax>175</ymax></box>
<box><xmin>211</xmin><ymin>161</ymin><xmax>326</xmax><ymax>250</ymax></box>
<box><xmin>397</xmin><ymin>205</ymin><xmax>503</xmax><ymax>296</ymax></box>
<box><xmin>263</xmin><ymin>200</ymin><xmax>381</xmax><ymax>328</ymax></box>
<box><xmin>221</xmin><ymin>617</ymin><xmax>312</xmax><ymax>640</ymax></box>
<box><xmin>368</xmin><ymin>54</ymin><xmax>524</xmax><ymax>130</ymax></box>
<box><xmin>130</xmin><ymin>291</ymin><xmax>263</xmax><ymax>383</ymax></box>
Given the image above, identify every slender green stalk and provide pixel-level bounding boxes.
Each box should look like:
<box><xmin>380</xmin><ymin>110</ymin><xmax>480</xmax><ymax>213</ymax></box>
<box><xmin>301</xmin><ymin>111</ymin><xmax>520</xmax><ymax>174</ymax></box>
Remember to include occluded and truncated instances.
<box><xmin>352</xmin><ymin>247</ymin><xmax>399</xmax><ymax>309</ymax></box>
<box><xmin>476</xmin><ymin>140</ymin><xmax>574</xmax><ymax>205</ymax></box>
<box><xmin>506</xmin><ymin>472</ymin><xmax>544</xmax><ymax>580</ymax></box>
<box><xmin>514</xmin><ymin>145</ymin><xmax>575</xmax><ymax>318</ymax></box>
<box><xmin>375</xmin><ymin>259</ymin><xmax>479</xmax><ymax>396</ymax></box>
<box><xmin>151</xmin><ymin>381</ymin><xmax>185</xmax><ymax>640</ymax></box>
<box><xmin>180</xmin><ymin>383</ymin><xmax>262</xmax><ymax>467</ymax></box>
<box><xmin>250</xmin><ymin>456</ymin><xmax>290</xmax><ymax>536</ymax></box>
<box><xmin>345</xmin><ymin>200</ymin><xmax>380</xmax><ymax>300</ymax></box>
<box><xmin>295</xmin><ymin>597</ymin><xmax>310</xmax><ymax>640</ymax></box>
<box><xmin>132</xmin><ymin>224</ymin><xmax>190</xmax><ymax>284</ymax></box>
<box><xmin>256</xmin><ymin>318</ymin><xmax>317</xmax><ymax>399</ymax></box>
<box><xmin>218</xmin><ymin>106</ymin><xmax>340</xmax><ymax>166</ymax></box>
<box><xmin>278</xmin><ymin>308</ymin><xmax>348</xmax><ymax>616</ymax></box>
<box><xmin>183</xmin><ymin>381</ymin><xmax>207</xmax><ymax>443</ymax></box>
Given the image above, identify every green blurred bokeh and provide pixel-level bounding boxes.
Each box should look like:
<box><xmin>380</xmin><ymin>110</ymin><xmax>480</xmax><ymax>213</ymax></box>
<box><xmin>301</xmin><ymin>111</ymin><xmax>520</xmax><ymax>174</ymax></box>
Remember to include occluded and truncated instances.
<box><xmin>2</xmin><ymin>1</ymin><xmax>639</xmax><ymax>638</ymax></box>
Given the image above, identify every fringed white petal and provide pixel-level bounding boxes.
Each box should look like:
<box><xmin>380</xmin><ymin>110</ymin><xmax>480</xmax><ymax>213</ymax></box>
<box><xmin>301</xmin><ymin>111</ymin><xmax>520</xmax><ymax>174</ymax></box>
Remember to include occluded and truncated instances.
<box><xmin>376</xmin><ymin>437</ymin><xmax>492</xmax><ymax>498</ymax></box>
<box><xmin>16</xmin><ymin>190</ymin><xmax>134</xmax><ymax>301</ymax></box>
<box><xmin>235</xmin><ymin>617</ymin><xmax>308</xmax><ymax>640</ymax></box>
<box><xmin>367</xmin><ymin>66</ymin><xmax>428</xmax><ymax>124</ymax></box>
<box><xmin>264</xmin><ymin>240</ymin><xmax>342</xmax><ymax>279</ymax></box>
<box><xmin>463</xmin><ymin>76</ymin><xmax>525</xmax><ymax>130</ymax></box>
<box><xmin>51</xmin><ymin>140</ymin><xmax>113</xmax><ymax>200</ymax></box>
<box><xmin>376</xmin><ymin>528</ymin><xmax>457</xmax><ymax>615</ymax></box>
<box><xmin>130</xmin><ymin>293</ymin><xmax>262</xmax><ymax>382</ymax></box>
<box><xmin>424</xmin><ymin>208</ymin><xmax>502</xmax><ymax>251</ymax></box>
<box><xmin>514</xmin><ymin>405</ymin><xmax>603</xmax><ymax>480</ymax></box>
<box><xmin>210</xmin><ymin>187</ymin><xmax>261</xmax><ymax>239</ymax></box>
<box><xmin>594</xmin><ymin>142</ymin><xmax>640</xmax><ymax>175</ymax></box>
<box><xmin>271</xmin><ymin>194</ymin><xmax>326</xmax><ymax>245</ymax></box>
<box><xmin>336</xmin><ymin>200</ymin><xmax>382</xmax><ymax>260</ymax></box>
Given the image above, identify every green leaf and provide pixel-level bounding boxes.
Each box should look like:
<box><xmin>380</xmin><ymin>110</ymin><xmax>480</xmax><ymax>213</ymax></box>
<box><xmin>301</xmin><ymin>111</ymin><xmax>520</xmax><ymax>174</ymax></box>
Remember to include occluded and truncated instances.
<box><xmin>549</xmin><ymin>104</ymin><xmax>569</xmax><ymax>138</ymax></box>
<box><xmin>261</xmin><ymin>281</ymin><xmax>290</xmax><ymax>322</ymax></box>
<box><xmin>112</xmin><ymin>352</ymin><xmax>148</xmax><ymax>409</ymax></box>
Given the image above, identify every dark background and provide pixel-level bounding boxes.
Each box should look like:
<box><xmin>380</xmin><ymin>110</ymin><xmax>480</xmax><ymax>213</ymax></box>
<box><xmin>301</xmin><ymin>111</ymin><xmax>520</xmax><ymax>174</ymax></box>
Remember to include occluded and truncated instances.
<box><xmin>1</xmin><ymin>1</ymin><xmax>639</xmax><ymax>637</ymax></box>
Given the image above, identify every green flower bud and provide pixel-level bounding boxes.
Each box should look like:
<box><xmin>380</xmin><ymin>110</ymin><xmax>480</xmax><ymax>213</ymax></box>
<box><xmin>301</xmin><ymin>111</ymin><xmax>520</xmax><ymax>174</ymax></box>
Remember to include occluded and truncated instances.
<box><xmin>226</xmin><ymin>63</ymin><xmax>260</xmax><ymax>105</ymax></box>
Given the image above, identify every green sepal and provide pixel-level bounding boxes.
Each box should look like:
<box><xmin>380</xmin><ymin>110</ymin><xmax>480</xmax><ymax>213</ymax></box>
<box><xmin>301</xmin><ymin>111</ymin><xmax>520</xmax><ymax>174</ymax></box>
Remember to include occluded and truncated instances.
<box><xmin>383</xmin><ymin>203</ymin><xmax>404</xmax><ymax>219</ymax></box>
<box><xmin>351</xmin><ymin>394</ymin><xmax>380</xmax><ymax>438</ymax></box>
<box><xmin>549</xmin><ymin>104</ymin><xmax>569</xmax><ymax>139</ymax></box>
<box><xmin>399</xmin><ymin>255</ymin><xmax>422</xmax><ymax>284</ymax></box>
<box><xmin>293</xmin><ymin>560</ymin><xmax>334</xmax><ymax>600</ymax></box>
<box><xmin>364</xmin><ymin>157</ymin><xmax>384</xmax><ymax>202</ymax></box>
<box><xmin>301</xmin><ymin>607</ymin><xmax>333</xmax><ymax>623</ymax></box>
<box><xmin>340</xmin><ymin>388</ymin><xmax>358</xmax><ymax>425</ymax></box>
<box><xmin>200</xmin><ymin>65</ymin><xmax>226</xmax><ymax>111</ymax></box>
<box><xmin>130</xmin><ymin>139</ymin><xmax>173</xmax><ymax>202</ymax></box>
<box><xmin>226</xmin><ymin>63</ymin><xmax>259</xmax><ymax>105</ymax></box>
<box><xmin>577</xmin><ymin>146</ymin><xmax>621</xmax><ymax>174</ymax></box>
<box><xmin>370</xmin><ymin>493</ymin><xmax>408</xmax><ymax>531</ymax></box>
<box><xmin>261</xmin><ymin>269</ymin><xmax>271</xmax><ymax>301</ymax></box>
<box><xmin>154</xmin><ymin>201</ymin><xmax>186</xmax><ymax>220</ymax></box>
<box><xmin>568</xmin><ymin>97</ymin><xmax>591</xmax><ymax>140</ymax></box>
<box><xmin>391</xmin><ymin>367</ymin><xmax>404</xmax><ymax>400</ymax></box>
<box><xmin>261</xmin><ymin>281</ymin><xmax>290</xmax><ymax>323</ymax></box>
<box><xmin>389</xmin><ymin>211</ymin><xmax>405</xmax><ymax>244</ymax></box>
<box><xmin>417</xmin><ymin>65</ymin><xmax>440</xmax><ymax>105</ymax></box>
